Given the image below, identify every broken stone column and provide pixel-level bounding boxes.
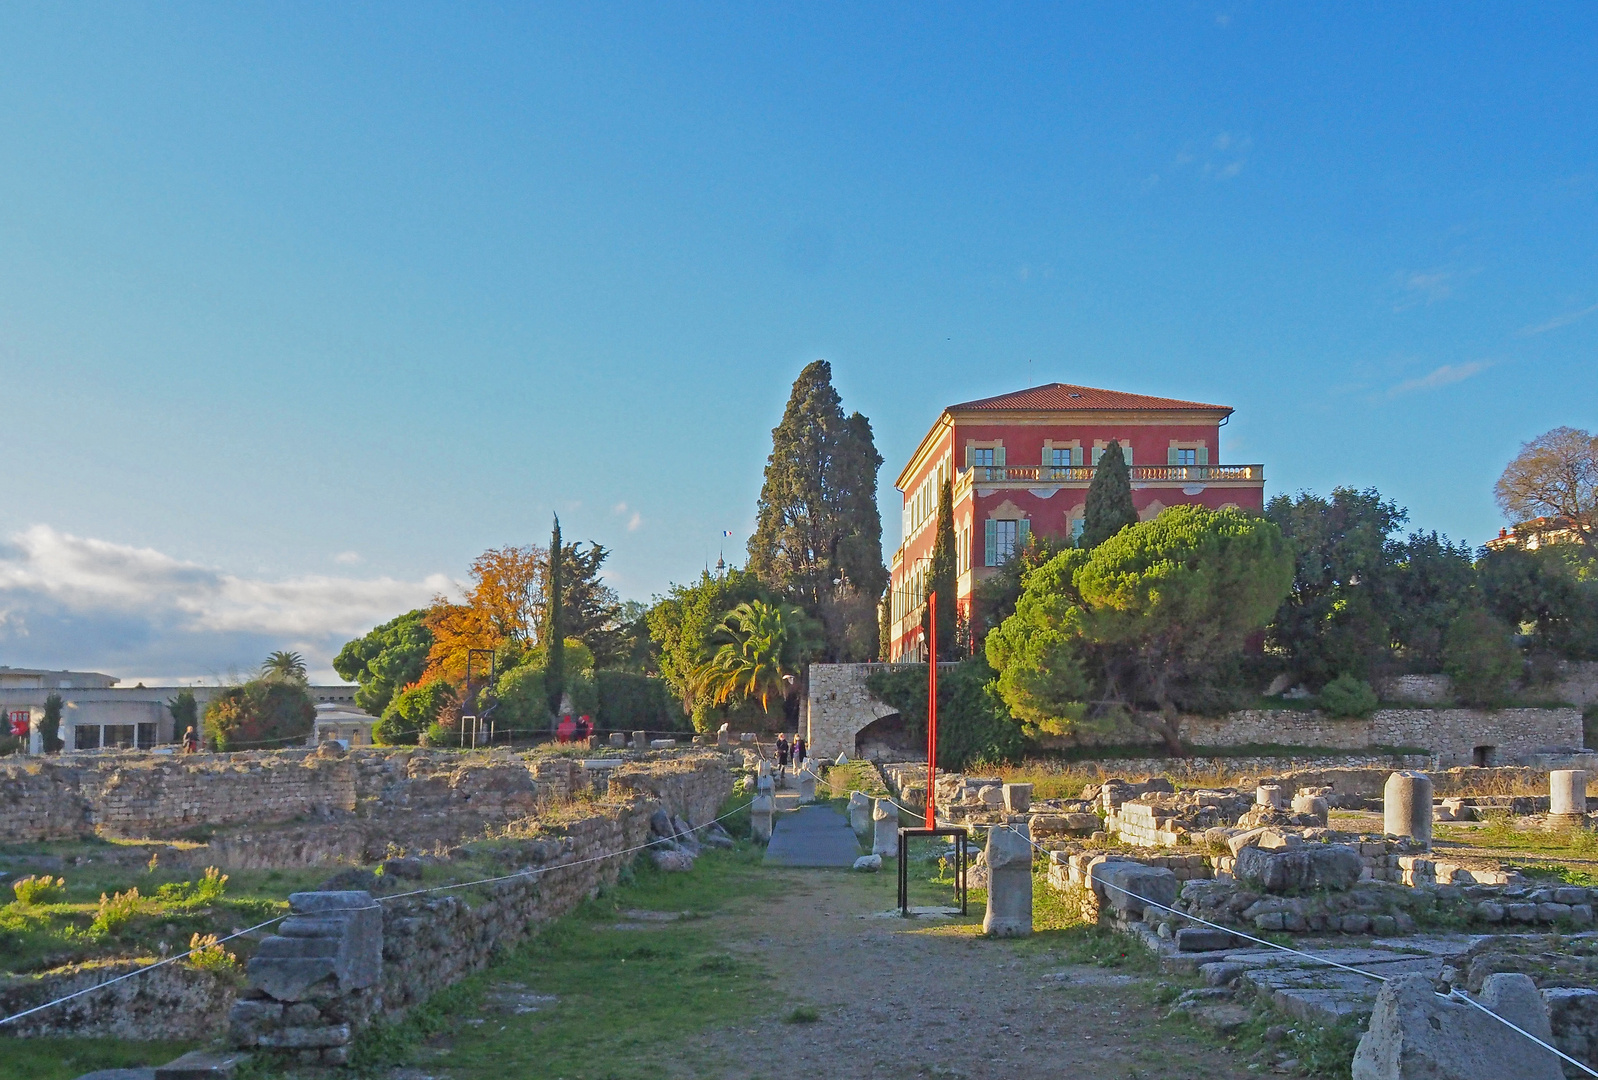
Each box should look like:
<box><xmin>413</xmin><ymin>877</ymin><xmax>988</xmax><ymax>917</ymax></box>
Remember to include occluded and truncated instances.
<box><xmin>755</xmin><ymin>773</ymin><xmax>775</xmax><ymax>799</ymax></box>
<box><xmin>798</xmin><ymin>769</ymin><xmax>817</xmax><ymax>803</ymax></box>
<box><xmin>750</xmin><ymin>794</ymin><xmax>774</xmax><ymax>843</ymax></box>
<box><xmin>1255</xmin><ymin>784</ymin><xmax>1286</xmax><ymax>809</ymax></box>
<box><xmin>847</xmin><ymin>792</ymin><xmax>872</xmax><ymax>837</ymax></box>
<box><xmin>1384</xmin><ymin>771</ymin><xmax>1433</xmax><ymax>849</ymax></box>
<box><xmin>1291</xmin><ymin>791</ymin><xmax>1329</xmax><ymax>826</ymax></box>
<box><xmin>982</xmin><ymin>825</ymin><xmax>1033</xmax><ymax>937</ymax></box>
<box><xmin>872</xmin><ymin>798</ymin><xmax>900</xmax><ymax>857</ymax></box>
<box><xmin>608</xmin><ymin>732</ymin><xmax>626</xmax><ymax>748</ymax></box>
<box><xmin>1550</xmin><ymin>770</ymin><xmax>1588</xmax><ymax>826</ymax></box>
<box><xmin>631</xmin><ymin>730</ymin><xmax>647</xmax><ymax>749</ymax></box>
<box><xmin>1002</xmin><ymin>783</ymin><xmax>1033</xmax><ymax>813</ymax></box>
<box><xmin>1351</xmin><ymin>972</ymin><xmax>1562</xmax><ymax>1080</ymax></box>
<box><xmin>231</xmin><ymin>891</ymin><xmax>382</xmax><ymax>1067</ymax></box>
<box><xmin>757</xmin><ymin>759</ymin><xmax>771</xmax><ymax>778</ymax></box>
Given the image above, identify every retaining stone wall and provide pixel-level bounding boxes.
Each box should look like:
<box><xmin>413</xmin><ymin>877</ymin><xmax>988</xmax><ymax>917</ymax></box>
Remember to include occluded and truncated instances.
<box><xmin>3</xmin><ymin>754</ymin><xmax>735</xmax><ymax>1044</ymax></box>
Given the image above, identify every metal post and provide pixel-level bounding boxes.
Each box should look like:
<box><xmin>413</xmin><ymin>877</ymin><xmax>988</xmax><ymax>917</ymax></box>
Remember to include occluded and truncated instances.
<box><xmin>926</xmin><ymin>591</ymin><xmax>937</xmax><ymax>829</ymax></box>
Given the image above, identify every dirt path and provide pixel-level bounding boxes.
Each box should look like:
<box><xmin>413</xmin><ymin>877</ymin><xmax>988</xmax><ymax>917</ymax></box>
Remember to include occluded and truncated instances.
<box><xmin>671</xmin><ymin>866</ymin><xmax>1252</xmax><ymax>1080</ymax></box>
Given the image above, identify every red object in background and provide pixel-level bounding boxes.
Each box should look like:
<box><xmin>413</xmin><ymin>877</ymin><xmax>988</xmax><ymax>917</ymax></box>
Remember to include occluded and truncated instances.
<box><xmin>576</xmin><ymin>715</ymin><xmax>593</xmax><ymax>740</ymax></box>
<box><xmin>926</xmin><ymin>592</ymin><xmax>937</xmax><ymax>829</ymax></box>
<box><xmin>556</xmin><ymin>715</ymin><xmax>576</xmax><ymax>743</ymax></box>
<box><xmin>8</xmin><ymin>711</ymin><xmax>28</xmax><ymax>738</ymax></box>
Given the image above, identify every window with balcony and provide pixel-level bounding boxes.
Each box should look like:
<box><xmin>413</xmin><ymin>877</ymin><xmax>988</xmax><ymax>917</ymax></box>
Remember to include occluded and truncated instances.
<box><xmin>971</xmin><ymin>447</ymin><xmax>995</xmax><ymax>467</ymax></box>
<box><xmin>1050</xmin><ymin>447</ymin><xmax>1081</xmax><ymax>467</ymax></box>
<box><xmin>1173</xmin><ymin>448</ymin><xmax>1197</xmax><ymax>466</ymax></box>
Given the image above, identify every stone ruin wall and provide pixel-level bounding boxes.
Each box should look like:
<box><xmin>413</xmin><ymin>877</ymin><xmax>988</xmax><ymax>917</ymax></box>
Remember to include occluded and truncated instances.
<box><xmin>807</xmin><ymin>663</ymin><xmax>1584</xmax><ymax>767</ymax></box>
<box><xmin>0</xmin><ymin>752</ymin><xmax>736</xmax><ymax>1043</ymax></box>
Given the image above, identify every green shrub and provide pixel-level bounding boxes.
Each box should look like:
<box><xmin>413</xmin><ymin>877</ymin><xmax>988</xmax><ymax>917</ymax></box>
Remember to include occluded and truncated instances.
<box><xmin>595</xmin><ymin>671</ymin><xmax>676</xmax><ymax>731</ymax></box>
<box><xmin>11</xmin><ymin>875</ymin><xmax>66</xmax><ymax>905</ymax></box>
<box><xmin>375</xmin><ymin>677</ymin><xmax>456</xmax><ymax>745</ymax></box>
<box><xmin>1318</xmin><ymin>674</ymin><xmax>1379</xmax><ymax>718</ymax></box>
<box><xmin>91</xmin><ymin>888</ymin><xmax>143</xmax><ymax>935</ymax></box>
<box><xmin>203</xmin><ymin>679</ymin><xmax>315</xmax><ymax>751</ymax></box>
<box><xmin>1443</xmin><ymin>609</ymin><xmax>1522</xmax><ymax>707</ymax></box>
<box><xmin>867</xmin><ymin>656</ymin><xmax>1025</xmax><ymax>769</ymax></box>
<box><xmin>422</xmin><ymin>721</ymin><xmax>454</xmax><ymax>747</ymax></box>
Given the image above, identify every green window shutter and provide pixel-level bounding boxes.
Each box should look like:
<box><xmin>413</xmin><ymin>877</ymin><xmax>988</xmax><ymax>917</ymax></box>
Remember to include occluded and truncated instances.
<box><xmin>1017</xmin><ymin>519</ymin><xmax>1030</xmax><ymax>548</ymax></box>
<box><xmin>995</xmin><ymin>446</ymin><xmax>1006</xmax><ymax>466</ymax></box>
<box><xmin>1197</xmin><ymin>446</ymin><xmax>1209</xmax><ymax>465</ymax></box>
<box><xmin>1123</xmin><ymin>446</ymin><xmax>1132</xmax><ymax>467</ymax></box>
<box><xmin>984</xmin><ymin>520</ymin><xmax>997</xmax><ymax>567</ymax></box>
<box><xmin>1168</xmin><ymin>446</ymin><xmax>1179</xmax><ymax>465</ymax></box>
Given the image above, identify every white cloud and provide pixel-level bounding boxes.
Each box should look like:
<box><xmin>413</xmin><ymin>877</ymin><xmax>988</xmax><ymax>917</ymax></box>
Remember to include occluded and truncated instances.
<box><xmin>0</xmin><ymin>525</ymin><xmax>452</xmax><ymax>682</ymax></box>
<box><xmin>612</xmin><ymin>502</ymin><xmax>629</xmax><ymax>515</ymax></box>
<box><xmin>627</xmin><ymin>512</ymin><xmax>643</xmax><ymax>532</ymax></box>
<box><xmin>1386</xmin><ymin>361</ymin><xmax>1489</xmax><ymax>397</ymax></box>
<box><xmin>334</xmin><ymin>551</ymin><xmax>361</xmax><ymax>564</ymax></box>
<box><xmin>1521</xmin><ymin>301</ymin><xmax>1598</xmax><ymax>335</ymax></box>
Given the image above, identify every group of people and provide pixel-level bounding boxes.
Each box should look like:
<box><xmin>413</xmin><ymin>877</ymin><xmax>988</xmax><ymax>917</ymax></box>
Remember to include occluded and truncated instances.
<box><xmin>773</xmin><ymin>731</ymin><xmax>806</xmax><ymax>779</ymax></box>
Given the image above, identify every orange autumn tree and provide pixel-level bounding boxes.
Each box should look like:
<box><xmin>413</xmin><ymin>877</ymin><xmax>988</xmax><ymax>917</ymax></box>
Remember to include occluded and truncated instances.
<box><xmin>423</xmin><ymin>544</ymin><xmax>548</xmax><ymax>686</ymax></box>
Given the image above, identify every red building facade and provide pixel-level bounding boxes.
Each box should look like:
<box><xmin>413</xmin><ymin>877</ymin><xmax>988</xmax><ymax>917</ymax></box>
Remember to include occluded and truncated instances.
<box><xmin>886</xmin><ymin>383</ymin><xmax>1265</xmax><ymax>660</ymax></box>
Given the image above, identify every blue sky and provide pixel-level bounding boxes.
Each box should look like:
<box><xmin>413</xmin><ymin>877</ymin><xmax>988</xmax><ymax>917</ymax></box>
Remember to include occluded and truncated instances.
<box><xmin>1</xmin><ymin>4</ymin><xmax>1595</xmax><ymax>681</ymax></box>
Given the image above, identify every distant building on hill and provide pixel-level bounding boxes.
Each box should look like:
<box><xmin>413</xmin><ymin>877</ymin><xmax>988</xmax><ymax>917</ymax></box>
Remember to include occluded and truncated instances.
<box><xmin>885</xmin><ymin>382</ymin><xmax>1265</xmax><ymax>661</ymax></box>
<box><xmin>1484</xmin><ymin>516</ymin><xmax>1586</xmax><ymax>553</ymax></box>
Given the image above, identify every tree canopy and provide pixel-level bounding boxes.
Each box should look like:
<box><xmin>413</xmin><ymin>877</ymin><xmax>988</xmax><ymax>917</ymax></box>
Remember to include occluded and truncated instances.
<box><xmin>1496</xmin><ymin>426</ymin><xmax>1598</xmax><ymax>555</ymax></box>
<box><xmin>260</xmin><ymin>650</ymin><xmax>308</xmax><ymax>684</ymax></box>
<box><xmin>747</xmin><ymin>360</ymin><xmax>887</xmax><ymax>660</ymax></box>
<box><xmin>692</xmin><ymin>599</ymin><xmax>820</xmax><ymax>712</ymax></box>
<box><xmin>987</xmin><ymin>505</ymin><xmax>1294</xmax><ymax>752</ymax></box>
<box><xmin>204</xmin><ymin>679</ymin><xmax>315</xmax><ymax>751</ymax></box>
<box><xmin>333</xmin><ymin>609</ymin><xmax>433</xmax><ymax>716</ymax></box>
<box><xmin>645</xmin><ymin>568</ymin><xmax>783</xmax><ymax>729</ymax></box>
<box><xmin>1079</xmin><ymin>440</ymin><xmax>1138</xmax><ymax>549</ymax></box>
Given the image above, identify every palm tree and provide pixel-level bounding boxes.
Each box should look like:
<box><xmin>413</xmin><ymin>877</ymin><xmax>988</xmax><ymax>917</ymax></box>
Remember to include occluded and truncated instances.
<box><xmin>261</xmin><ymin>650</ymin><xmax>308</xmax><ymax>683</ymax></box>
<box><xmin>691</xmin><ymin>600</ymin><xmax>817</xmax><ymax>712</ymax></box>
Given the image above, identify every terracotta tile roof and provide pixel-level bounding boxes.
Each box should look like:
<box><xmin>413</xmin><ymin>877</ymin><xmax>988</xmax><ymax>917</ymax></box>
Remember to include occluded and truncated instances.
<box><xmin>948</xmin><ymin>383</ymin><xmax>1231</xmax><ymax>413</ymax></box>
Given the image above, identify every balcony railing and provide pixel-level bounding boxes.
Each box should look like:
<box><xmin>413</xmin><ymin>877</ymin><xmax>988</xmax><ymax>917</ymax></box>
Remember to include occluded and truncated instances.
<box><xmin>960</xmin><ymin>464</ymin><xmax>1263</xmax><ymax>484</ymax></box>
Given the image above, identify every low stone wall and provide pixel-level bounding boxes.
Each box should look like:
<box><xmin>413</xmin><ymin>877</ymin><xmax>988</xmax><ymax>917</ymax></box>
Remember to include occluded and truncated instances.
<box><xmin>0</xmin><ymin>746</ymin><xmax>650</xmax><ymax>847</ymax></box>
<box><xmin>1</xmin><ymin>753</ymin><xmax>735</xmax><ymax>1043</ymax></box>
<box><xmin>0</xmin><ymin>960</ymin><xmax>237</xmax><ymax>1040</ymax></box>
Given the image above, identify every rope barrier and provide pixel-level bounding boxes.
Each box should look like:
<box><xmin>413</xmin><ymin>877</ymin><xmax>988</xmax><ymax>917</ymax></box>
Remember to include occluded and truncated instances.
<box><xmin>0</xmin><ymin>801</ymin><xmax>751</xmax><ymax>1030</ymax></box>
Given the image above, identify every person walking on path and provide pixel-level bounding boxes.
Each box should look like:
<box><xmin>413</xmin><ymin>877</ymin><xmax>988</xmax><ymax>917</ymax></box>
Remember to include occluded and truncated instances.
<box><xmin>793</xmin><ymin>736</ymin><xmax>806</xmax><ymax>772</ymax></box>
<box><xmin>182</xmin><ymin>726</ymin><xmax>199</xmax><ymax>754</ymax></box>
<box><xmin>775</xmin><ymin>732</ymin><xmax>790</xmax><ymax>781</ymax></box>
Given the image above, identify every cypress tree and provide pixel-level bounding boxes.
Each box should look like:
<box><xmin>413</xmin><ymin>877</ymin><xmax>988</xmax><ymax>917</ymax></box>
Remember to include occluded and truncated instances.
<box><xmin>920</xmin><ymin>477</ymin><xmax>957</xmax><ymax>661</ymax></box>
<box><xmin>545</xmin><ymin>515</ymin><xmax>565</xmax><ymax>717</ymax></box>
<box><xmin>747</xmin><ymin>360</ymin><xmax>887</xmax><ymax>660</ymax></box>
<box><xmin>1080</xmin><ymin>440</ymin><xmax>1139</xmax><ymax>549</ymax></box>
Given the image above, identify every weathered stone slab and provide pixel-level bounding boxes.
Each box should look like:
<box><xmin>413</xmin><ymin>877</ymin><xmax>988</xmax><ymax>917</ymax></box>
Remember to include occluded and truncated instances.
<box><xmin>872</xmin><ymin>798</ymin><xmax>900</xmax><ymax>857</ymax></box>
<box><xmin>1234</xmin><ymin>843</ymin><xmax>1362</xmax><ymax>894</ymax></box>
<box><xmin>982</xmin><ymin>826</ymin><xmax>1033</xmax><ymax>937</ymax></box>
<box><xmin>1352</xmin><ymin>972</ymin><xmax>1562</xmax><ymax>1080</ymax></box>
<box><xmin>1090</xmin><ymin>861</ymin><xmax>1178</xmax><ymax>918</ymax></box>
<box><xmin>245</xmin><ymin>891</ymin><xmax>379</xmax><ymax>1003</ymax></box>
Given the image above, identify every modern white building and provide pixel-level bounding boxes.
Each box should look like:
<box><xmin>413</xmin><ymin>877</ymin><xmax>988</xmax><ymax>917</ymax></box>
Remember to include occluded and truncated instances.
<box><xmin>0</xmin><ymin>669</ymin><xmax>359</xmax><ymax>752</ymax></box>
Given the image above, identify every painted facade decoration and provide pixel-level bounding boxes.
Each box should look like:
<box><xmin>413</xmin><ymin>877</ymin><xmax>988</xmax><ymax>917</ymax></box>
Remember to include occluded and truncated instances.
<box><xmin>886</xmin><ymin>382</ymin><xmax>1265</xmax><ymax>660</ymax></box>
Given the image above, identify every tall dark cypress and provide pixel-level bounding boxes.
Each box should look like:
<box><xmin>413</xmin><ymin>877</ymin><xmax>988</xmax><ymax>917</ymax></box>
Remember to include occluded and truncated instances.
<box><xmin>545</xmin><ymin>515</ymin><xmax>565</xmax><ymax>717</ymax></box>
<box><xmin>920</xmin><ymin>477</ymin><xmax>957</xmax><ymax>661</ymax></box>
<box><xmin>1080</xmin><ymin>440</ymin><xmax>1139</xmax><ymax>549</ymax></box>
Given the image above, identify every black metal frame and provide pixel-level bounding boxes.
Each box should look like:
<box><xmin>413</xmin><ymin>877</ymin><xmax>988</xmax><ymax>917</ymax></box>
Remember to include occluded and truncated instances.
<box><xmin>896</xmin><ymin>826</ymin><xmax>969</xmax><ymax>917</ymax></box>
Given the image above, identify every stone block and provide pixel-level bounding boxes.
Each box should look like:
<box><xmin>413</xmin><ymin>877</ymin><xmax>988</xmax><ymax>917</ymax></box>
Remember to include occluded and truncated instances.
<box><xmin>256</xmin><ymin>1024</ymin><xmax>353</xmax><ymax>1049</ymax></box>
<box><xmin>153</xmin><ymin>1051</ymin><xmax>249</xmax><ymax>1080</ymax></box>
<box><xmin>245</xmin><ymin>891</ymin><xmax>380</xmax><ymax>1004</ymax></box>
<box><xmin>631</xmin><ymin>730</ymin><xmax>647</xmax><ymax>748</ymax></box>
<box><xmin>1002</xmin><ymin>783</ymin><xmax>1033</xmax><ymax>813</ymax></box>
<box><xmin>227</xmin><ymin>1000</ymin><xmax>282</xmax><ymax>1044</ymax></box>
<box><xmin>798</xmin><ymin>771</ymin><xmax>817</xmax><ymax>803</ymax></box>
<box><xmin>853</xmin><ymin>854</ymin><xmax>881</xmax><ymax>872</ymax></box>
<box><xmin>982</xmin><ymin>826</ymin><xmax>1033</xmax><ymax>937</ymax></box>
<box><xmin>608</xmin><ymin>732</ymin><xmax>626</xmax><ymax>747</ymax></box>
<box><xmin>650</xmin><ymin>849</ymin><xmax>694</xmax><ymax>872</ymax></box>
<box><xmin>1257</xmin><ymin>828</ymin><xmax>1302</xmax><ymax>851</ymax></box>
<box><xmin>1090</xmin><ymin>861</ymin><xmax>1178</xmax><ymax>919</ymax></box>
<box><xmin>1256</xmin><ymin>784</ymin><xmax>1286</xmax><ymax>809</ymax></box>
<box><xmin>978</xmin><ymin>785</ymin><xmax>1005</xmax><ymax>809</ymax></box>
<box><xmin>1352</xmin><ymin>973</ymin><xmax>1562</xmax><ymax>1080</ymax></box>
<box><xmin>1175</xmin><ymin>926</ymin><xmax>1242</xmax><ymax>952</ymax></box>
<box><xmin>1234</xmin><ymin>844</ymin><xmax>1362</xmax><ymax>894</ymax></box>
<box><xmin>750</xmin><ymin>795</ymin><xmax>774</xmax><ymax>843</ymax></box>
<box><xmin>847</xmin><ymin>792</ymin><xmax>871</xmax><ymax>836</ymax></box>
<box><xmin>872</xmin><ymin>798</ymin><xmax>900</xmax><ymax>857</ymax></box>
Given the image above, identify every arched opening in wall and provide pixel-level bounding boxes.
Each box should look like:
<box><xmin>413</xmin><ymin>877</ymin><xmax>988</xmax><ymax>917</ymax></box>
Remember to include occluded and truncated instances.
<box><xmin>854</xmin><ymin>712</ymin><xmax>914</xmax><ymax>762</ymax></box>
<box><xmin>1473</xmin><ymin>745</ymin><xmax>1497</xmax><ymax>768</ymax></box>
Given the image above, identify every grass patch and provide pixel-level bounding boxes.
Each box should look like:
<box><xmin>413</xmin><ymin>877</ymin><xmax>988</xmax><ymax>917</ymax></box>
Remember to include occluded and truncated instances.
<box><xmin>0</xmin><ymin>1037</ymin><xmax>201</xmax><ymax>1080</ymax></box>
<box><xmin>783</xmin><ymin>1004</ymin><xmax>820</xmax><ymax>1023</ymax></box>
<box><xmin>825</xmin><ymin>759</ymin><xmax>887</xmax><ymax>800</ymax></box>
<box><xmin>346</xmin><ymin>837</ymin><xmax>783</xmax><ymax>1079</ymax></box>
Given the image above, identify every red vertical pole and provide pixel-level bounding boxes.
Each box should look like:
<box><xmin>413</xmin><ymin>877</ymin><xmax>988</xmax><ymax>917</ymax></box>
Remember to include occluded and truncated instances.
<box><xmin>926</xmin><ymin>590</ymin><xmax>937</xmax><ymax>828</ymax></box>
